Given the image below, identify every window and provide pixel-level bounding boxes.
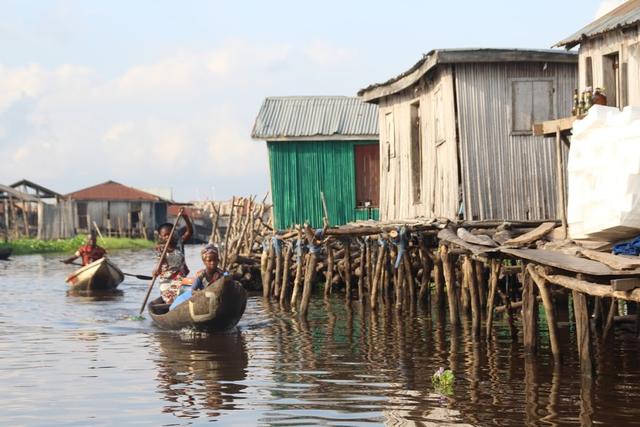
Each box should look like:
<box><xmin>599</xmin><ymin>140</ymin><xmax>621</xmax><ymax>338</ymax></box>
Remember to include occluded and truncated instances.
<box><xmin>585</xmin><ymin>56</ymin><xmax>593</xmax><ymax>89</ymax></box>
<box><xmin>77</xmin><ymin>202</ymin><xmax>88</xmax><ymax>230</ymax></box>
<box><xmin>512</xmin><ymin>79</ymin><xmax>554</xmax><ymax>134</ymax></box>
<box><xmin>354</xmin><ymin>144</ymin><xmax>380</xmax><ymax>207</ymax></box>
<box><xmin>603</xmin><ymin>52</ymin><xmax>620</xmax><ymax>108</ymax></box>
<box><xmin>410</xmin><ymin>102</ymin><xmax>422</xmax><ymax>203</ymax></box>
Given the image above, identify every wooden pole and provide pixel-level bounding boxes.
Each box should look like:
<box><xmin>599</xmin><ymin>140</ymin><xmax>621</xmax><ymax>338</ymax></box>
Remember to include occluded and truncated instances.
<box><xmin>402</xmin><ymin>251</ymin><xmax>415</xmax><ymax>306</ymax></box>
<box><xmin>475</xmin><ymin>261</ymin><xmax>486</xmax><ymax>309</ymax></box>
<box><xmin>485</xmin><ymin>259</ymin><xmax>500</xmax><ymax>339</ymax></box>
<box><xmin>439</xmin><ymin>245</ymin><xmax>459</xmax><ymax>325</ymax></box>
<box><xmin>434</xmin><ymin>250</ymin><xmax>445</xmax><ymax>308</ymax></box>
<box><xmin>395</xmin><ymin>252</ymin><xmax>405</xmax><ymax>311</ymax></box>
<box><xmin>555</xmin><ymin>127</ymin><xmax>568</xmax><ymax>239</ymax></box>
<box><xmin>370</xmin><ymin>243</ymin><xmax>386</xmax><ymax>310</ymax></box>
<box><xmin>139</xmin><ymin>209</ymin><xmax>183</xmax><ymax>315</ymax></box>
<box><xmin>290</xmin><ymin>231</ymin><xmax>304</xmax><ymax>306</ymax></box>
<box><xmin>273</xmin><ymin>239</ymin><xmax>283</xmax><ymax>299</ymax></box>
<box><xmin>221</xmin><ymin>196</ymin><xmax>236</xmax><ymax>270</ymax></box>
<box><xmin>522</xmin><ymin>268</ymin><xmax>538</xmax><ymax>354</ymax></box>
<box><xmin>324</xmin><ymin>244</ymin><xmax>334</xmax><ymax>299</ymax></box>
<box><xmin>602</xmin><ymin>297</ymin><xmax>617</xmax><ymax>341</ymax></box>
<box><xmin>357</xmin><ymin>243</ymin><xmax>365</xmax><ymax>303</ymax></box>
<box><xmin>300</xmin><ymin>227</ymin><xmax>318</xmax><ymax>318</ymax></box>
<box><xmin>463</xmin><ymin>256</ymin><xmax>480</xmax><ymax>338</ymax></box>
<box><xmin>573</xmin><ymin>290</ymin><xmax>593</xmax><ymax>377</ymax></box>
<box><xmin>417</xmin><ymin>239</ymin><xmax>432</xmax><ymax>304</ymax></box>
<box><xmin>263</xmin><ymin>238</ymin><xmax>274</xmax><ymax>299</ymax></box>
<box><xmin>279</xmin><ymin>243</ymin><xmax>291</xmax><ymax>305</ymax></box>
<box><xmin>343</xmin><ymin>238</ymin><xmax>352</xmax><ymax>302</ymax></box>
<box><xmin>527</xmin><ymin>264</ymin><xmax>560</xmax><ymax>363</ymax></box>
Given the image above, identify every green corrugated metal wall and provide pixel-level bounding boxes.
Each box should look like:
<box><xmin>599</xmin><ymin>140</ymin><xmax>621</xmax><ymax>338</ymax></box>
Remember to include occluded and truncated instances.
<box><xmin>267</xmin><ymin>140</ymin><xmax>379</xmax><ymax>229</ymax></box>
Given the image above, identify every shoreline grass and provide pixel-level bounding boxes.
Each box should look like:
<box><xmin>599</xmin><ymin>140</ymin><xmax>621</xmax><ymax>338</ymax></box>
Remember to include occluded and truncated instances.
<box><xmin>0</xmin><ymin>235</ymin><xmax>154</xmax><ymax>255</ymax></box>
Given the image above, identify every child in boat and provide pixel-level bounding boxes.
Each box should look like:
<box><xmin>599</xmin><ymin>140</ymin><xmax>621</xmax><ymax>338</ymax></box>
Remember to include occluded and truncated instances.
<box><xmin>63</xmin><ymin>232</ymin><xmax>106</xmax><ymax>266</ymax></box>
<box><xmin>154</xmin><ymin>214</ymin><xmax>193</xmax><ymax>304</ymax></box>
<box><xmin>169</xmin><ymin>244</ymin><xmax>227</xmax><ymax>310</ymax></box>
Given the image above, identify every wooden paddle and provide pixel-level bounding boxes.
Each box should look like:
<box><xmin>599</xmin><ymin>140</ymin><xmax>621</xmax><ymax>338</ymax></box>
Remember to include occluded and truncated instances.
<box><xmin>138</xmin><ymin>208</ymin><xmax>184</xmax><ymax>315</ymax></box>
<box><xmin>60</xmin><ymin>260</ymin><xmax>153</xmax><ymax>280</ymax></box>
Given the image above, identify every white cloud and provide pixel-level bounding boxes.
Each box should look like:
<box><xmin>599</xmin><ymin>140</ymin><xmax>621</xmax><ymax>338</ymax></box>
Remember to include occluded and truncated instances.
<box><xmin>595</xmin><ymin>0</ymin><xmax>626</xmax><ymax>18</ymax></box>
<box><xmin>0</xmin><ymin>38</ymin><xmax>357</xmax><ymax>200</ymax></box>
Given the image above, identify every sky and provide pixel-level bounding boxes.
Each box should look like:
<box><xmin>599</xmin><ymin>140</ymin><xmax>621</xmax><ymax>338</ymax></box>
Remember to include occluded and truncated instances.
<box><xmin>0</xmin><ymin>0</ymin><xmax>625</xmax><ymax>202</ymax></box>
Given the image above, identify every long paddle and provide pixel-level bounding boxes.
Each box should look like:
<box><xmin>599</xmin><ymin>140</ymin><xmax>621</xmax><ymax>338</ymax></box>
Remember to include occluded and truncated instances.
<box><xmin>60</xmin><ymin>260</ymin><xmax>152</xmax><ymax>280</ymax></box>
<box><xmin>138</xmin><ymin>208</ymin><xmax>184</xmax><ymax>315</ymax></box>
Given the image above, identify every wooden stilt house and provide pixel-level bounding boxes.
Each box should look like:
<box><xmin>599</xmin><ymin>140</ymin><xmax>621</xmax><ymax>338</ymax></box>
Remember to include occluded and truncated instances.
<box><xmin>555</xmin><ymin>0</ymin><xmax>640</xmax><ymax>108</ymax></box>
<box><xmin>358</xmin><ymin>49</ymin><xmax>578</xmax><ymax>221</ymax></box>
<box><xmin>251</xmin><ymin>96</ymin><xmax>379</xmax><ymax>229</ymax></box>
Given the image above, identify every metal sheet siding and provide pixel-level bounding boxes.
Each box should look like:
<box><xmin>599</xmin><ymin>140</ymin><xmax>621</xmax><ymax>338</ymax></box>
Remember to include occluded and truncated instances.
<box><xmin>455</xmin><ymin>62</ymin><xmax>577</xmax><ymax>220</ymax></box>
<box><xmin>267</xmin><ymin>140</ymin><xmax>377</xmax><ymax>229</ymax></box>
<box><xmin>252</xmin><ymin>97</ymin><xmax>379</xmax><ymax>139</ymax></box>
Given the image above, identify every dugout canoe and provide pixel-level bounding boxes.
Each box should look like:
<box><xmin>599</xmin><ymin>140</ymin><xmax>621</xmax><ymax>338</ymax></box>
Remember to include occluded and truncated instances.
<box><xmin>0</xmin><ymin>247</ymin><xmax>11</xmax><ymax>260</ymax></box>
<box><xmin>65</xmin><ymin>257</ymin><xmax>124</xmax><ymax>291</ymax></box>
<box><xmin>148</xmin><ymin>276</ymin><xmax>247</xmax><ymax>332</ymax></box>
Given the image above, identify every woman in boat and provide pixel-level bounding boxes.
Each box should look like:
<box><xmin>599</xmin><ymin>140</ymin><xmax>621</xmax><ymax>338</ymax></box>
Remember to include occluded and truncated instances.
<box><xmin>154</xmin><ymin>214</ymin><xmax>194</xmax><ymax>304</ymax></box>
<box><xmin>63</xmin><ymin>232</ymin><xmax>106</xmax><ymax>266</ymax></box>
<box><xmin>169</xmin><ymin>244</ymin><xmax>227</xmax><ymax>310</ymax></box>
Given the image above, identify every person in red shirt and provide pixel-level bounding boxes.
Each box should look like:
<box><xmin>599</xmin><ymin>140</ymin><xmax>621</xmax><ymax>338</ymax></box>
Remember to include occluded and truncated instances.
<box><xmin>64</xmin><ymin>233</ymin><xmax>106</xmax><ymax>266</ymax></box>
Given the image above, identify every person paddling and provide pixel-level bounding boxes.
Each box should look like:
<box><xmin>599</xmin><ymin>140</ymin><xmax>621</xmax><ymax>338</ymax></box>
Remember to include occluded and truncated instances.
<box><xmin>63</xmin><ymin>232</ymin><xmax>106</xmax><ymax>266</ymax></box>
<box><xmin>154</xmin><ymin>213</ymin><xmax>193</xmax><ymax>305</ymax></box>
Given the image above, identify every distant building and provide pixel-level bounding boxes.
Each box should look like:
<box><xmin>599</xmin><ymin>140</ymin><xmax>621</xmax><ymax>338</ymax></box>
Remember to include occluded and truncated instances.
<box><xmin>252</xmin><ymin>96</ymin><xmax>379</xmax><ymax>229</ymax></box>
<box><xmin>555</xmin><ymin>0</ymin><xmax>640</xmax><ymax>108</ymax></box>
<box><xmin>359</xmin><ymin>48</ymin><xmax>577</xmax><ymax>221</ymax></box>
<box><xmin>66</xmin><ymin>180</ymin><xmax>168</xmax><ymax>238</ymax></box>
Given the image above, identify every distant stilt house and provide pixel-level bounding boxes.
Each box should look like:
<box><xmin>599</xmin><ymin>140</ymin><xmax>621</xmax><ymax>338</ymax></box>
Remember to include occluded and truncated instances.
<box><xmin>555</xmin><ymin>0</ymin><xmax>640</xmax><ymax>107</ymax></box>
<box><xmin>358</xmin><ymin>49</ymin><xmax>578</xmax><ymax>221</ymax></box>
<box><xmin>66</xmin><ymin>180</ymin><xmax>169</xmax><ymax>238</ymax></box>
<box><xmin>251</xmin><ymin>96</ymin><xmax>379</xmax><ymax>229</ymax></box>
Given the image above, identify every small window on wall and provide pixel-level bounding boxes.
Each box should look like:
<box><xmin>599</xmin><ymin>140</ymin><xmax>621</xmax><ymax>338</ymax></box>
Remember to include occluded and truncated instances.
<box><xmin>585</xmin><ymin>56</ymin><xmax>593</xmax><ymax>89</ymax></box>
<box><xmin>410</xmin><ymin>102</ymin><xmax>422</xmax><ymax>203</ymax></box>
<box><xmin>512</xmin><ymin>79</ymin><xmax>554</xmax><ymax>135</ymax></box>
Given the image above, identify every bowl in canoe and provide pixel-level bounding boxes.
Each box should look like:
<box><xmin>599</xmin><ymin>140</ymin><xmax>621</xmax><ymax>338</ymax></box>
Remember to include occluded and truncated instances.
<box><xmin>0</xmin><ymin>247</ymin><xmax>12</xmax><ymax>260</ymax></box>
<box><xmin>65</xmin><ymin>257</ymin><xmax>124</xmax><ymax>291</ymax></box>
<box><xmin>148</xmin><ymin>276</ymin><xmax>247</xmax><ymax>332</ymax></box>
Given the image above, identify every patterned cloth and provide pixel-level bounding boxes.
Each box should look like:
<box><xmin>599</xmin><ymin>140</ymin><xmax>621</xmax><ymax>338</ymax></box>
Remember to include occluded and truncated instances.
<box><xmin>157</xmin><ymin>247</ymin><xmax>190</xmax><ymax>304</ymax></box>
<box><xmin>192</xmin><ymin>268</ymin><xmax>225</xmax><ymax>291</ymax></box>
<box><xmin>75</xmin><ymin>245</ymin><xmax>106</xmax><ymax>266</ymax></box>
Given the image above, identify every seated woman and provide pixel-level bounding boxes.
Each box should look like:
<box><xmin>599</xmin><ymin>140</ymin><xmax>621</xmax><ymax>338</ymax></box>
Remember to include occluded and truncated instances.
<box><xmin>154</xmin><ymin>214</ymin><xmax>193</xmax><ymax>305</ymax></box>
<box><xmin>169</xmin><ymin>244</ymin><xmax>226</xmax><ymax>310</ymax></box>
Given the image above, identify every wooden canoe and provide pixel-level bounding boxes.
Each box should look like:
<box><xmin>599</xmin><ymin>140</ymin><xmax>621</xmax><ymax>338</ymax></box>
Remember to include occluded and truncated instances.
<box><xmin>65</xmin><ymin>257</ymin><xmax>124</xmax><ymax>291</ymax></box>
<box><xmin>0</xmin><ymin>247</ymin><xmax>11</xmax><ymax>260</ymax></box>
<box><xmin>148</xmin><ymin>276</ymin><xmax>247</xmax><ymax>332</ymax></box>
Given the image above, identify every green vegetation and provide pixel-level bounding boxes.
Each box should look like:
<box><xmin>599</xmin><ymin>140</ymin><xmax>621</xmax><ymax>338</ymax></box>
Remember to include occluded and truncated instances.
<box><xmin>432</xmin><ymin>367</ymin><xmax>455</xmax><ymax>395</ymax></box>
<box><xmin>0</xmin><ymin>235</ymin><xmax>154</xmax><ymax>255</ymax></box>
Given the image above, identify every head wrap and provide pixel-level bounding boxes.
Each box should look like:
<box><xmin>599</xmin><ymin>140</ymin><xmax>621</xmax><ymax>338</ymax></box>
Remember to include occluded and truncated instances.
<box><xmin>201</xmin><ymin>244</ymin><xmax>219</xmax><ymax>259</ymax></box>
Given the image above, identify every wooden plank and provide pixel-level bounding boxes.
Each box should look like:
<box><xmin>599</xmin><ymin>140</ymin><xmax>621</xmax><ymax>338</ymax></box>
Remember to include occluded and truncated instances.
<box><xmin>580</xmin><ymin>248</ymin><xmax>640</xmax><ymax>271</ymax></box>
<box><xmin>532</xmin><ymin>116</ymin><xmax>577</xmax><ymax>136</ymax></box>
<box><xmin>502</xmin><ymin>222</ymin><xmax>556</xmax><ymax>248</ymax></box>
<box><xmin>502</xmin><ymin>247</ymin><xmax>640</xmax><ymax>277</ymax></box>
<box><xmin>537</xmin><ymin>267</ymin><xmax>640</xmax><ymax>302</ymax></box>
<box><xmin>456</xmin><ymin>227</ymin><xmax>497</xmax><ymax>247</ymax></box>
<box><xmin>611</xmin><ymin>278</ymin><xmax>640</xmax><ymax>292</ymax></box>
<box><xmin>438</xmin><ymin>228</ymin><xmax>499</xmax><ymax>256</ymax></box>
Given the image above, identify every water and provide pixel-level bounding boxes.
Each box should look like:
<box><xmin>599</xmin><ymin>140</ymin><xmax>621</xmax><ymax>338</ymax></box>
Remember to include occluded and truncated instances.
<box><xmin>2</xmin><ymin>247</ymin><xmax>640</xmax><ymax>426</ymax></box>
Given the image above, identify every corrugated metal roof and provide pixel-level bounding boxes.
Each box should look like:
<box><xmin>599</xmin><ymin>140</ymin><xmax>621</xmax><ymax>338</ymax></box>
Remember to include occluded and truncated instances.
<box><xmin>251</xmin><ymin>96</ymin><xmax>379</xmax><ymax>141</ymax></box>
<box><xmin>66</xmin><ymin>180</ymin><xmax>166</xmax><ymax>202</ymax></box>
<box><xmin>0</xmin><ymin>184</ymin><xmax>40</xmax><ymax>202</ymax></box>
<box><xmin>358</xmin><ymin>48</ymin><xmax>577</xmax><ymax>102</ymax></box>
<box><xmin>555</xmin><ymin>0</ymin><xmax>640</xmax><ymax>48</ymax></box>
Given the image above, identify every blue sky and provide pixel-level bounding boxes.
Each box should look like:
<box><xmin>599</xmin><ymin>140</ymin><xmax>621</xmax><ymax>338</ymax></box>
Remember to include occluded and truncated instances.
<box><xmin>0</xmin><ymin>0</ymin><xmax>622</xmax><ymax>201</ymax></box>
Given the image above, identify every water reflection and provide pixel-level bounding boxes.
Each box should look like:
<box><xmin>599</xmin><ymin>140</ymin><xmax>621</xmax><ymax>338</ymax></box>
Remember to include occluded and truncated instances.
<box><xmin>153</xmin><ymin>330</ymin><xmax>248</xmax><ymax>421</ymax></box>
<box><xmin>66</xmin><ymin>289</ymin><xmax>125</xmax><ymax>301</ymax></box>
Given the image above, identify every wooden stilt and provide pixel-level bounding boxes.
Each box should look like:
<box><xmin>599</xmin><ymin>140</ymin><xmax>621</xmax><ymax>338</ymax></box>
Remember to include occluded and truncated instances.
<box><xmin>343</xmin><ymin>239</ymin><xmax>352</xmax><ymax>302</ymax></box>
<box><xmin>527</xmin><ymin>264</ymin><xmax>561</xmax><ymax>363</ymax></box>
<box><xmin>299</xmin><ymin>252</ymin><xmax>317</xmax><ymax>318</ymax></box>
<box><xmin>403</xmin><ymin>251</ymin><xmax>415</xmax><ymax>306</ymax></box>
<box><xmin>602</xmin><ymin>297</ymin><xmax>617</xmax><ymax>341</ymax></box>
<box><xmin>263</xmin><ymin>239</ymin><xmax>274</xmax><ymax>299</ymax></box>
<box><xmin>417</xmin><ymin>238</ymin><xmax>432</xmax><ymax>305</ymax></box>
<box><xmin>324</xmin><ymin>244</ymin><xmax>334</xmax><ymax>299</ymax></box>
<box><xmin>464</xmin><ymin>256</ymin><xmax>480</xmax><ymax>338</ymax></box>
<box><xmin>370</xmin><ymin>243</ymin><xmax>386</xmax><ymax>310</ymax></box>
<box><xmin>475</xmin><ymin>261</ymin><xmax>487</xmax><ymax>309</ymax></box>
<box><xmin>395</xmin><ymin>252</ymin><xmax>405</xmax><ymax>311</ymax></box>
<box><xmin>279</xmin><ymin>244</ymin><xmax>291</xmax><ymax>305</ymax></box>
<box><xmin>573</xmin><ymin>290</ymin><xmax>593</xmax><ymax>377</ymax></box>
<box><xmin>291</xmin><ymin>251</ymin><xmax>305</xmax><ymax>308</ymax></box>
<box><xmin>439</xmin><ymin>245</ymin><xmax>459</xmax><ymax>325</ymax></box>
<box><xmin>434</xmin><ymin>251</ymin><xmax>445</xmax><ymax>308</ymax></box>
<box><xmin>357</xmin><ymin>244</ymin><xmax>365</xmax><ymax>303</ymax></box>
<box><xmin>273</xmin><ymin>241</ymin><xmax>283</xmax><ymax>299</ymax></box>
<box><xmin>522</xmin><ymin>269</ymin><xmax>538</xmax><ymax>354</ymax></box>
<box><xmin>485</xmin><ymin>259</ymin><xmax>500</xmax><ymax>339</ymax></box>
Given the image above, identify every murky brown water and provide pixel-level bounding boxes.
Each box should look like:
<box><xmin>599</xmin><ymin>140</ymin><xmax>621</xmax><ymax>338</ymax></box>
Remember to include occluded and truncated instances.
<box><xmin>2</xmin><ymin>246</ymin><xmax>640</xmax><ymax>426</ymax></box>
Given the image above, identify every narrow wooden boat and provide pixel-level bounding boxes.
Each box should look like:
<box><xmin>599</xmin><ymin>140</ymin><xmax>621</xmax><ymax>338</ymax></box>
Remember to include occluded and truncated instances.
<box><xmin>0</xmin><ymin>247</ymin><xmax>11</xmax><ymax>260</ymax></box>
<box><xmin>148</xmin><ymin>276</ymin><xmax>247</xmax><ymax>332</ymax></box>
<box><xmin>65</xmin><ymin>257</ymin><xmax>124</xmax><ymax>291</ymax></box>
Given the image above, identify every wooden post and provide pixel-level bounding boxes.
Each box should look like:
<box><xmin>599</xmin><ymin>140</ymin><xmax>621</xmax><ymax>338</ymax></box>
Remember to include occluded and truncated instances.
<box><xmin>263</xmin><ymin>238</ymin><xmax>274</xmax><ymax>299</ymax></box>
<box><xmin>402</xmin><ymin>251</ymin><xmax>415</xmax><ymax>306</ymax></box>
<box><xmin>522</xmin><ymin>268</ymin><xmax>538</xmax><ymax>354</ymax></box>
<box><xmin>527</xmin><ymin>264</ymin><xmax>561</xmax><ymax>363</ymax></box>
<box><xmin>21</xmin><ymin>199</ymin><xmax>29</xmax><ymax>237</ymax></box>
<box><xmin>357</xmin><ymin>243</ymin><xmax>365</xmax><ymax>303</ymax></box>
<box><xmin>260</xmin><ymin>239</ymin><xmax>268</xmax><ymax>291</ymax></box>
<box><xmin>395</xmin><ymin>252</ymin><xmax>405</xmax><ymax>310</ymax></box>
<box><xmin>273</xmin><ymin>239</ymin><xmax>283</xmax><ymax>299</ymax></box>
<box><xmin>602</xmin><ymin>297</ymin><xmax>617</xmax><ymax>341</ymax></box>
<box><xmin>463</xmin><ymin>256</ymin><xmax>480</xmax><ymax>338</ymax></box>
<box><xmin>439</xmin><ymin>245</ymin><xmax>459</xmax><ymax>325</ymax></box>
<box><xmin>343</xmin><ymin>238</ymin><xmax>352</xmax><ymax>302</ymax></box>
<box><xmin>118</xmin><ymin>217</ymin><xmax>123</xmax><ymax>237</ymax></box>
<box><xmin>434</xmin><ymin>250</ymin><xmax>445</xmax><ymax>308</ymax></box>
<box><xmin>556</xmin><ymin>127</ymin><xmax>568</xmax><ymax>239</ymax></box>
<box><xmin>366</xmin><ymin>239</ymin><xmax>373</xmax><ymax>296</ymax></box>
<box><xmin>370</xmin><ymin>243</ymin><xmax>386</xmax><ymax>310</ymax></box>
<box><xmin>300</xmin><ymin>249</ymin><xmax>318</xmax><ymax>318</ymax></box>
<box><xmin>290</xmin><ymin>231</ymin><xmax>304</xmax><ymax>307</ymax></box>
<box><xmin>324</xmin><ymin>244</ymin><xmax>334</xmax><ymax>299</ymax></box>
<box><xmin>475</xmin><ymin>261</ymin><xmax>486</xmax><ymax>309</ymax></box>
<box><xmin>417</xmin><ymin>238</ymin><xmax>432</xmax><ymax>304</ymax></box>
<box><xmin>279</xmin><ymin>243</ymin><xmax>291</xmax><ymax>305</ymax></box>
<box><xmin>485</xmin><ymin>259</ymin><xmax>500</xmax><ymax>338</ymax></box>
<box><xmin>573</xmin><ymin>290</ymin><xmax>593</xmax><ymax>377</ymax></box>
<box><xmin>221</xmin><ymin>196</ymin><xmax>236</xmax><ymax>269</ymax></box>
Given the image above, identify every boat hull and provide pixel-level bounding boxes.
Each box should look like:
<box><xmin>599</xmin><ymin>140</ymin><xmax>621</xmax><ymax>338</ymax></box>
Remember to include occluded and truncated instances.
<box><xmin>148</xmin><ymin>276</ymin><xmax>247</xmax><ymax>332</ymax></box>
<box><xmin>66</xmin><ymin>258</ymin><xmax>124</xmax><ymax>291</ymax></box>
<box><xmin>0</xmin><ymin>247</ymin><xmax>11</xmax><ymax>260</ymax></box>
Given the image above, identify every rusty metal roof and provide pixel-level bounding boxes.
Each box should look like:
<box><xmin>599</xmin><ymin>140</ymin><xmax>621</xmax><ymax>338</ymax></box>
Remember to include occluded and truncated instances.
<box><xmin>66</xmin><ymin>180</ymin><xmax>167</xmax><ymax>202</ymax></box>
<box><xmin>359</xmin><ymin>48</ymin><xmax>577</xmax><ymax>102</ymax></box>
<box><xmin>251</xmin><ymin>96</ymin><xmax>379</xmax><ymax>141</ymax></box>
<box><xmin>555</xmin><ymin>0</ymin><xmax>640</xmax><ymax>48</ymax></box>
